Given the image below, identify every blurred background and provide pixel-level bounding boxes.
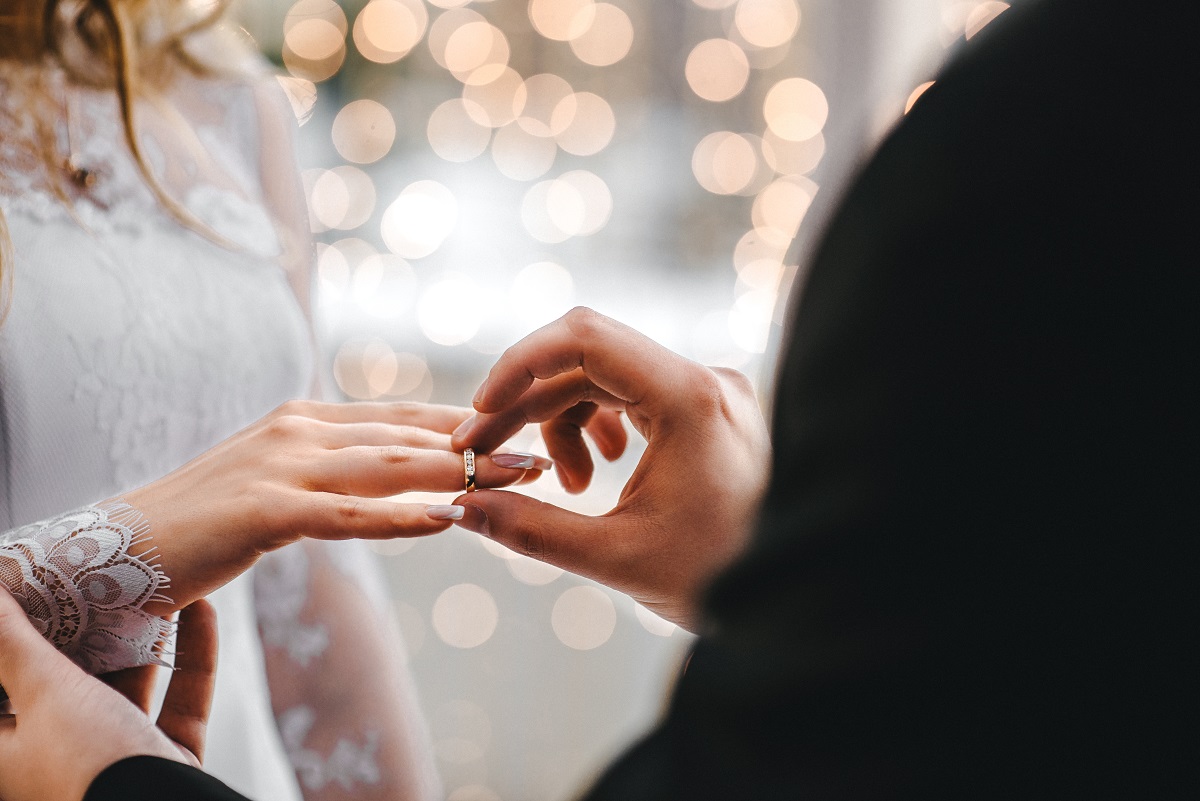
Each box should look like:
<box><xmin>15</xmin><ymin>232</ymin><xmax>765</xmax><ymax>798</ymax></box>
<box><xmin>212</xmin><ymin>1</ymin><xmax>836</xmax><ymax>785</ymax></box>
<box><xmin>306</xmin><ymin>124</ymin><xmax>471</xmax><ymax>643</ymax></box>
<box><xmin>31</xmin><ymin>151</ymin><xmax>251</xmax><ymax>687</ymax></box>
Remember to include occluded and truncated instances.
<box><xmin>233</xmin><ymin>1</ymin><xmax>1010</xmax><ymax>798</ymax></box>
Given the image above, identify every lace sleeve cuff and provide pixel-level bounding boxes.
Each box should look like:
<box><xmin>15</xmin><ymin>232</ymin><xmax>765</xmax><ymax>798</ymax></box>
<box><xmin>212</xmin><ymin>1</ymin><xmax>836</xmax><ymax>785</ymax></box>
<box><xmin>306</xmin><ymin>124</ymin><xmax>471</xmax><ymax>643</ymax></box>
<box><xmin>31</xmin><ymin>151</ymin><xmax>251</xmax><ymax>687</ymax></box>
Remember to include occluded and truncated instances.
<box><xmin>0</xmin><ymin>501</ymin><xmax>174</xmax><ymax>677</ymax></box>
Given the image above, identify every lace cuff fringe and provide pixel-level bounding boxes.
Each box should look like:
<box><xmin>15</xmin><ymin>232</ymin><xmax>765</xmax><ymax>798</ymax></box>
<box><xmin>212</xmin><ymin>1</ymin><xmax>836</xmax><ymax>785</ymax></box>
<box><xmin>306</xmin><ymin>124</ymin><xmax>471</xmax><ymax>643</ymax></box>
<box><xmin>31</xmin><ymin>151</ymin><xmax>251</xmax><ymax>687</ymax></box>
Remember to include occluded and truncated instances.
<box><xmin>0</xmin><ymin>501</ymin><xmax>174</xmax><ymax>678</ymax></box>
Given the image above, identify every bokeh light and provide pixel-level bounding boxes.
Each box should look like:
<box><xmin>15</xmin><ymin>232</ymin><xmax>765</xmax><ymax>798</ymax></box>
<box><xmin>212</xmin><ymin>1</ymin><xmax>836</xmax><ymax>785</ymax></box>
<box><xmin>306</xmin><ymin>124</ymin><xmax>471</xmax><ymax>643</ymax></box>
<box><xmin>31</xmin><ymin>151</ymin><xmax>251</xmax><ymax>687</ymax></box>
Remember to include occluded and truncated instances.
<box><xmin>528</xmin><ymin>0</ymin><xmax>595</xmax><ymax>42</ymax></box>
<box><xmin>352</xmin><ymin>253</ymin><xmax>416</xmax><ymax>318</ymax></box>
<box><xmin>569</xmin><ymin>3</ymin><xmax>634</xmax><ymax>67</ymax></box>
<box><xmin>763</xmin><ymin>77</ymin><xmax>828</xmax><ymax>141</ymax></box>
<box><xmin>553</xmin><ymin>91</ymin><xmax>615</xmax><ymax>156</ymax></box>
<box><xmin>551</xmin><ymin>586</ymin><xmax>616</xmax><ymax>650</ymax></box>
<box><xmin>761</xmin><ymin>128</ymin><xmax>825</xmax><ymax>175</ymax></box>
<box><xmin>428</xmin><ymin>99</ymin><xmax>493</xmax><ymax>162</ymax></box>
<box><xmin>555</xmin><ymin>170</ymin><xmax>612</xmax><ymax>235</ymax></box>
<box><xmin>381</xmin><ymin>180</ymin><xmax>458</xmax><ymax>258</ymax></box>
<box><xmin>418</xmin><ymin>274</ymin><xmax>484</xmax><ymax>346</ymax></box>
<box><xmin>686</xmin><ymin>39</ymin><xmax>750</xmax><ymax>102</ymax></box>
<box><xmin>752</xmin><ymin>175</ymin><xmax>817</xmax><ymax>240</ymax></box>
<box><xmin>693</xmin><ymin>131</ymin><xmax>759</xmax><ymax>195</ymax></box>
<box><xmin>507</xmin><ymin>556</ymin><xmax>565</xmax><ymax>586</ymax></box>
<box><xmin>508</xmin><ymin>261</ymin><xmax>576</xmax><ymax>330</ymax></box>
<box><xmin>329</xmin><ymin>165</ymin><xmax>376</xmax><ymax>229</ymax></box>
<box><xmin>906</xmin><ymin>80</ymin><xmax>936</xmax><ymax>113</ymax></box>
<box><xmin>282</xmin><ymin>0</ymin><xmax>347</xmax><ymax>82</ymax></box>
<box><xmin>433</xmin><ymin>584</ymin><xmax>499</xmax><ymax>649</ymax></box>
<box><xmin>728</xmin><ymin>289</ymin><xmax>775</xmax><ymax>353</ymax></box>
<box><xmin>965</xmin><ymin>1</ymin><xmax>1010</xmax><ymax>39</ymax></box>
<box><xmin>462</xmin><ymin>66</ymin><xmax>525</xmax><ymax>127</ymax></box>
<box><xmin>491</xmin><ymin>123</ymin><xmax>557</xmax><ymax>181</ymax></box>
<box><xmin>733</xmin><ymin>226</ymin><xmax>791</xmax><ymax>274</ymax></box>
<box><xmin>428</xmin><ymin>8</ymin><xmax>487</xmax><ymax>70</ymax></box>
<box><xmin>733</xmin><ymin>0</ymin><xmax>800</xmax><ymax>50</ymax></box>
<box><xmin>332</xmin><ymin>99</ymin><xmax>396</xmax><ymax>164</ymax></box>
<box><xmin>333</xmin><ymin>339</ymin><xmax>433</xmax><ymax>401</ymax></box>
<box><xmin>352</xmin><ymin>0</ymin><xmax>428</xmax><ymax>63</ymax></box>
<box><xmin>516</xmin><ymin>73</ymin><xmax>575</xmax><ymax>138</ymax></box>
<box><xmin>303</xmin><ymin>167</ymin><xmax>347</xmax><ymax>231</ymax></box>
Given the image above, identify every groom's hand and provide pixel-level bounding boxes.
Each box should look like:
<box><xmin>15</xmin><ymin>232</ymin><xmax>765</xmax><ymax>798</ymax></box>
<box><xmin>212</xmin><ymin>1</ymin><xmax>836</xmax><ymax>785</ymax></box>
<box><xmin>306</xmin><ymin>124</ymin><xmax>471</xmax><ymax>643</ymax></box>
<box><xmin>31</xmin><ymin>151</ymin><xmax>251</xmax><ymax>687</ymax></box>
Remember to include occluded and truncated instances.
<box><xmin>451</xmin><ymin>308</ymin><xmax>771</xmax><ymax>631</ymax></box>
<box><xmin>0</xmin><ymin>590</ymin><xmax>218</xmax><ymax>801</ymax></box>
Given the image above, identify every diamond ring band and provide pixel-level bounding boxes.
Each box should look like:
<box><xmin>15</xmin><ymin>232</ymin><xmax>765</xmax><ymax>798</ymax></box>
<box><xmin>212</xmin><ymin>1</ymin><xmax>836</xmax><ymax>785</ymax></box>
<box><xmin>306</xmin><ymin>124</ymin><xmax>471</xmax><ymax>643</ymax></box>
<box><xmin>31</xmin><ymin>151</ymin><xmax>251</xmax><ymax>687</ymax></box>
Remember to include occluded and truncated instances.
<box><xmin>463</xmin><ymin>448</ymin><xmax>477</xmax><ymax>492</ymax></box>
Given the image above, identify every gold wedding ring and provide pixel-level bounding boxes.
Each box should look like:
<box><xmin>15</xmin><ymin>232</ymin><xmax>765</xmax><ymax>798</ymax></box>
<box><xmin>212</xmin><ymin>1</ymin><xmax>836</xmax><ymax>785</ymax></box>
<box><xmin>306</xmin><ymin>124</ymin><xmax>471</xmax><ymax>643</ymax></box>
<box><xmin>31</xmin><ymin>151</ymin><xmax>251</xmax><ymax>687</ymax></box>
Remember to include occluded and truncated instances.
<box><xmin>463</xmin><ymin>448</ymin><xmax>477</xmax><ymax>492</ymax></box>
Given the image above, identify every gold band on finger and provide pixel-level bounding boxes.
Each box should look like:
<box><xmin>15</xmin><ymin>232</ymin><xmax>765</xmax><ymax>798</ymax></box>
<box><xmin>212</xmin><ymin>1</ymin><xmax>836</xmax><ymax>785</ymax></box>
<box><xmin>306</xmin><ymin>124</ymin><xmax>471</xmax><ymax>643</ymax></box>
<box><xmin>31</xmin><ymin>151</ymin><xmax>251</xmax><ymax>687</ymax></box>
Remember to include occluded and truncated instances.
<box><xmin>463</xmin><ymin>448</ymin><xmax>477</xmax><ymax>492</ymax></box>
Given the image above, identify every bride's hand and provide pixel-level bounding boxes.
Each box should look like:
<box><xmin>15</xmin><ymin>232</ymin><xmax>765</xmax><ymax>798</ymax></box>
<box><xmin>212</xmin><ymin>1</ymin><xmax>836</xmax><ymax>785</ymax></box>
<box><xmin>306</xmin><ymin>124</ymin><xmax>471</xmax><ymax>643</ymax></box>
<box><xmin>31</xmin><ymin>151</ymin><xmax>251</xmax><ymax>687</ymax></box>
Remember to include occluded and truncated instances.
<box><xmin>119</xmin><ymin>400</ymin><xmax>547</xmax><ymax>614</ymax></box>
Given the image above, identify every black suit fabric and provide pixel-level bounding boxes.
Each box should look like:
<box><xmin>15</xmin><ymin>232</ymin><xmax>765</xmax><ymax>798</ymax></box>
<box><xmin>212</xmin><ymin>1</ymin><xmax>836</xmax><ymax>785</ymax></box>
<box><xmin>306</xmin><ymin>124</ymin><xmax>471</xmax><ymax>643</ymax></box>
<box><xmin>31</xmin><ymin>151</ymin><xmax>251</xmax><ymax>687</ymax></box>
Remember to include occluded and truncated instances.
<box><xmin>84</xmin><ymin>757</ymin><xmax>249</xmax><ymax>801</ymax></box>
<box><xmin>84</xmin><ymin>1</ymin><xmax>1199</xmax><ymax>799</ymax></box>
<box><xmin>585</xmin><ymin>1</ymin><xmax>1197</xmax><ymax>799</ymax></box>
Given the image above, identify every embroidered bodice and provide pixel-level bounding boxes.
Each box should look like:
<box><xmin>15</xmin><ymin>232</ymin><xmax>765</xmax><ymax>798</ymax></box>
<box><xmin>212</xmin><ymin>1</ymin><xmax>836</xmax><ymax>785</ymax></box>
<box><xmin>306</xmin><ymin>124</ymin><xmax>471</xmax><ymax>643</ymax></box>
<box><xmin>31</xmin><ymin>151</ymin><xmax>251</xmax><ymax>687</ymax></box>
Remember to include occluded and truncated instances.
<box><xmin>0</xmin><ymin>57</ymin><xmax>435</xmax><ymax>801</ymax></box>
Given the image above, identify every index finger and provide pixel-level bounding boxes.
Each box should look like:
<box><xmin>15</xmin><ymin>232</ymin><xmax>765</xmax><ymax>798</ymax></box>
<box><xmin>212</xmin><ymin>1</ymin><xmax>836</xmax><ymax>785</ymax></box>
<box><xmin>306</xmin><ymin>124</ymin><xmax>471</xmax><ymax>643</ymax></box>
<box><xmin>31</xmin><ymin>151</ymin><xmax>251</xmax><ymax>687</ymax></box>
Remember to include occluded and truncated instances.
<box><xmin>474</xmin><ymin>308</ymin><xmax>700</xmax><ymax>418</ymax></box>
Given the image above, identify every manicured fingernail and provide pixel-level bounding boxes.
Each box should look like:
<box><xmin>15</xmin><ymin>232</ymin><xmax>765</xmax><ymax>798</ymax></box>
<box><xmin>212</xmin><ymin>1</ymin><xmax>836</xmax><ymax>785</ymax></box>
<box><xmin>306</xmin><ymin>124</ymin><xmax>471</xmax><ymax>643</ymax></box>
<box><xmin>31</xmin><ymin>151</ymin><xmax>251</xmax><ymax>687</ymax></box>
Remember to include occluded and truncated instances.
<box><xmin>426</xmin><ymin>505</ymin><xmax>465</xmax><ymax>521</ymax></box>
<box><xmin>457</xmin><ymin>504</ymin><xmax>491</xmax><ymax>537</ymax></box>
<box><xmin>492</xmin><ymin>452</ymin><xmax>554</xmax><ymax>471</ymax></box>
<box><xmin>453</xmin><ymin>415</ymin><xmax>476</xmax><ymax>441</ymax></box>
<box><xmin>472</xmin><ymin>378</ymin><xmax>489</xmax><ymax>407</ymax></box>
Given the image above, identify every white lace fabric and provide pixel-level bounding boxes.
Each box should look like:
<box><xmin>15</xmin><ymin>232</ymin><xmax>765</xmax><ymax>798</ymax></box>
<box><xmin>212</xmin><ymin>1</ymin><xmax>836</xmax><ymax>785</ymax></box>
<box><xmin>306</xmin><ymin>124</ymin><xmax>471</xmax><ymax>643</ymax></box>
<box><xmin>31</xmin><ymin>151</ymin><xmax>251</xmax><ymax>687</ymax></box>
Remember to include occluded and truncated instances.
<box><xmin>0</xmin><ymin>51</ymin><xmax>437</xmax><ymax>800</ymax></box>
<box><xmin>256</xmin><ymin>541</ymin><xmax>442</xmax><ymax>801</ymax></box>
<box><xmin>0</xmin><ymin>502</ymin><xmax>173</xmax><ymax>682</ymax></box>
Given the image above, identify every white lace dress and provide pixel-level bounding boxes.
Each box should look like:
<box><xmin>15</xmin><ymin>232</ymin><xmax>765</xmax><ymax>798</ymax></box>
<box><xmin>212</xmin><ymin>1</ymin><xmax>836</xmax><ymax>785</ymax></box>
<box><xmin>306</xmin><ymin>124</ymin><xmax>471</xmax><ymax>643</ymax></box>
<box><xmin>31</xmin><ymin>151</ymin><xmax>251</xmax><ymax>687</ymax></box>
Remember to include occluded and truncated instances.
<box><xmin>0</xmin><ymin>60</ymin><xmax>437</xmax><ymax>801</ymax></box>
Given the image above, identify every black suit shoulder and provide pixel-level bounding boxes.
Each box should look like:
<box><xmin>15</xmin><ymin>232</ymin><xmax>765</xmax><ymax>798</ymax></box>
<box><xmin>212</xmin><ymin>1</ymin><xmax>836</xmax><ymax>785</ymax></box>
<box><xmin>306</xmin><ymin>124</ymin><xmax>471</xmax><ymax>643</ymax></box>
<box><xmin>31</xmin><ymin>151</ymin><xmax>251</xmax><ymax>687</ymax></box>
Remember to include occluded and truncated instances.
<box><xmin>85</xmin><ymin>756</ymin><xmax>251</xmax><ymax>801</ymax></box>
<box><xmin>587</xmin><ymin>1</ymin><xmax>1198</xmax><ymax>799</ymax></box>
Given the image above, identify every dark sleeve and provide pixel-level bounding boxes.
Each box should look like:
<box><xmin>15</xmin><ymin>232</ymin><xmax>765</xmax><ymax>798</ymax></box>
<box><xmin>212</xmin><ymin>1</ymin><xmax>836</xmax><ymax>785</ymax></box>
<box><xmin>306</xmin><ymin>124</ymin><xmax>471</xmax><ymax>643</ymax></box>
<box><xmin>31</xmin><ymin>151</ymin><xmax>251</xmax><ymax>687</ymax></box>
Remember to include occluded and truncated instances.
<box><xmin>84</xmin><ymin>756</ymin><xmax>252</xmax><ymax>801</ymax></box>
<box><xmin>584</xmin><ymin>1</ymin><xmax>1197</xmax><ymax>799</ymax></box>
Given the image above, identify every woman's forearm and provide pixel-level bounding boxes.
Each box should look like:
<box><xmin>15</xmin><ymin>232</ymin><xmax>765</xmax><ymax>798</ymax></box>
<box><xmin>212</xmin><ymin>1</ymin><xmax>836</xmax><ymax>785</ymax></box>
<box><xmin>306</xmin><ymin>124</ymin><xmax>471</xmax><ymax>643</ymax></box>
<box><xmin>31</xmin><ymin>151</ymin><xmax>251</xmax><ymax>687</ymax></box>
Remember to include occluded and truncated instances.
<box><xmin>0</xmin><ymin>502</ymin><xmax>174</xmax><ymax>679</ymax></box>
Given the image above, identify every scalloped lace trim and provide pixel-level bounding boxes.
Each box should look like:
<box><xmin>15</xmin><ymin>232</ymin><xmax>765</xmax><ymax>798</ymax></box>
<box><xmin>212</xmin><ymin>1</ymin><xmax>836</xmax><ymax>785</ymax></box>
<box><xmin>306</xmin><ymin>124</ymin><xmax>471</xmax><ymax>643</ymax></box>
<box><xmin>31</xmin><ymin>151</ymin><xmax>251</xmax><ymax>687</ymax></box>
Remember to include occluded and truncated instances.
<box><xmin>0</xmin><ymin>502</ymin><xmax>174</xmax><ymax>675</ymax></box>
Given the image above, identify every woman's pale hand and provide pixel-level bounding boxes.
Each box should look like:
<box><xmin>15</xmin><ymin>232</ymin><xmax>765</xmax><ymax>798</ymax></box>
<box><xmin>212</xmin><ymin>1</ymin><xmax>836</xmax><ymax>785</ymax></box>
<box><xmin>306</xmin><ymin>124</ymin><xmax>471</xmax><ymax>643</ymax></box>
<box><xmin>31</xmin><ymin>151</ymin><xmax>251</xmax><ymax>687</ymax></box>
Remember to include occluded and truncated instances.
<box><xmin>121</xmin><ymin>401</ymin><xmax>546</xmax><ymax>614</ymax></box>
<box><xmin>0</xmin><ymin>589</ymin><xmax>218</xmax><ymax>801</ymax></box>
<box><xmin>450</xmin><ymin>308</ymin><xmax>771</xmax><ymax>631</ymax></box>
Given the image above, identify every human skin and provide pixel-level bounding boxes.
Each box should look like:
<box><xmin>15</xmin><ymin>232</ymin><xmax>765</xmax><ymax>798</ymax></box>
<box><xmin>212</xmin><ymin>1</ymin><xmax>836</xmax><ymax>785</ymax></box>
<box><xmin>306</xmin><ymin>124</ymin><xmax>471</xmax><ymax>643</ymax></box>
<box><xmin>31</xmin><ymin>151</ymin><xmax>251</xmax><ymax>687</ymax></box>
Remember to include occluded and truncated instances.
<box><xmin>117</xmin><ymin>399</ymin><xmax>548</xmax><ymax>617</ymax></box>
<box><xmin>0</xmin><ymin>589</ymin><xmax>219</xmax><ymax>801</ymax></box>
<box><xmin>450</xmin><ymin>308</ymin><xmax>771</xmax><ymax>631</ymax></box>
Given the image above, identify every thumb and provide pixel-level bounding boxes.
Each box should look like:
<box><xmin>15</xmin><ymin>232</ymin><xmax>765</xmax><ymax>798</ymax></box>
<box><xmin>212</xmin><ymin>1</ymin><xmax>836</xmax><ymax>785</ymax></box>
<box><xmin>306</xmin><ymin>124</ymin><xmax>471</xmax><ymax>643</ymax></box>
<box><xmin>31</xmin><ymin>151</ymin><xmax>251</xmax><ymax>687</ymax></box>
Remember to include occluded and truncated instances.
<box><xmin>454</xmin><ymin>491</ymin><xmax>627</xmax><ymax>585</ymax></box>
<box><xmin>0</xmin><ymin>588</ymin><xmax>75</xmax><ymax>706</ymax></box>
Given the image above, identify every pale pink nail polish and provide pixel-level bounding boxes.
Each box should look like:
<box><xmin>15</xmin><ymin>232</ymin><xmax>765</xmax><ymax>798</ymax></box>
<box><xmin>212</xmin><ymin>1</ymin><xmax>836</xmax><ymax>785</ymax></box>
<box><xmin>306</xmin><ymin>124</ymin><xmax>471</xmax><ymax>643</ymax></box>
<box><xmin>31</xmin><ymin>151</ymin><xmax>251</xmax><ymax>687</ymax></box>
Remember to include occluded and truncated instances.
<box><xmin>493</xmin><ymin>452</ymin><xmax>553</xmax><ymax>471</ymax></box>
<box><xmin>426</xmin><ymin>505</ymin><xmax>465</xmax><ymax>521</ymax></box>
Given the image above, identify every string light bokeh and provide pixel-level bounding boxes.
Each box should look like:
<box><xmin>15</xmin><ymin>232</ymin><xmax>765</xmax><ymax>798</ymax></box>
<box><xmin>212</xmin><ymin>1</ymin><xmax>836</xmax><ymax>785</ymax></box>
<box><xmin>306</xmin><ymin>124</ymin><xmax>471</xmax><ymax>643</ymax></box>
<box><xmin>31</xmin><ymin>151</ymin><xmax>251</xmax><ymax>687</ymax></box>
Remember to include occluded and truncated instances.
<box><xmin>233</xmin><ymin>2</ymin><xmax>1010</xmax><ymax>798</ymax></box>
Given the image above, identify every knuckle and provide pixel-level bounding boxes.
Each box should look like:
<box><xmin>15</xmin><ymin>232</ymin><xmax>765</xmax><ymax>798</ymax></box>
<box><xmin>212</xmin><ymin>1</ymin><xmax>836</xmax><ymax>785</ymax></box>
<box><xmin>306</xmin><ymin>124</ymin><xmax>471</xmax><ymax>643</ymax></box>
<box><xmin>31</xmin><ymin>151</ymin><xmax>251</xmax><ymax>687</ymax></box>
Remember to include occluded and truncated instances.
<box><xmin>334</xmin><ymin>497</ymin><xmax>370</xmax><ymax>524</ymax></box>
<box><xmin>264</xmin><ymin>414</ymin><xmax>308</xmax><ymax>440</ymax></box>
<box><xmin>710</xmin><ymin>366</ymin><xmax>754</xmax><ymax>396</ymax></box>
<box><xmin>274</xmin><ymin>399</ymin><xmax>314</xmax><ymax>418</ymax></box>
<box><xmin>688</xmin><ymin>367</ymin><xmax>728</xmax><ymax>413</ymax></box>
<box><xmin>387</xmin><ymin>401</ymin><xmax>420</xmax><ymax>421</ymax></box>
<box><xmin>378</xmin><ymin>445</ymin><xmax>416</xmax><ymax>465</ymax></box>
<box><xmin>563</xmin><ymin>306</ymin><xmax>604</xmax><ymax>338</ymax></box>
<box><xmin>514</xmin><ymin>526</ymin><xmax>552</xmax><ymax>561</ymax></box>
<box><xmin>390</xmin><ymin>506</ymin><xmax>414</xmax><ymax>529</ymax></box>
